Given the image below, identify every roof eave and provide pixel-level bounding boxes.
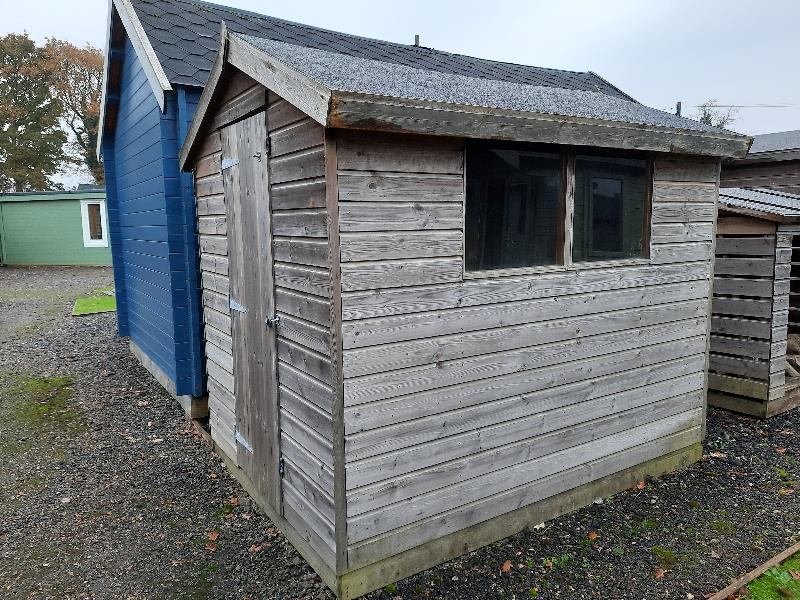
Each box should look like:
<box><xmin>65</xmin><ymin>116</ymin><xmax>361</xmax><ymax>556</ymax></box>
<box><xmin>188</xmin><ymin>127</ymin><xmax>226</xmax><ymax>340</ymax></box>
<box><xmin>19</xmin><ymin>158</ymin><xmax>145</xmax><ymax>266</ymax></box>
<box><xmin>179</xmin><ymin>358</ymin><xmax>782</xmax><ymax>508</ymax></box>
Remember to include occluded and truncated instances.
<box><xmin>97</xmin><ymin>0</ymin><xmax>173</xmax><ymax>161</ymax></box>
<box><xmin>719</xmin><ymin>203</ymin><xmax>798</xmax><ymax>223</ymax></box>
<box><xmin>327</xmin><ymin>91</ymin><xmax>752</xmax><ymax>159</ymax></box>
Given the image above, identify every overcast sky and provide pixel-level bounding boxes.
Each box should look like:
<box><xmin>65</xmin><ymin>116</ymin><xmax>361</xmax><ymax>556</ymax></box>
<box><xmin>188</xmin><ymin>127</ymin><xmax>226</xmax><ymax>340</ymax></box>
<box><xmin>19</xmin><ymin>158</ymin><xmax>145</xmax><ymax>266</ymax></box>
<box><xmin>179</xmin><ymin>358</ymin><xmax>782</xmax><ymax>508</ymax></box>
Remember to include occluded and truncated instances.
<box><xmin>4</xmin><ymin>0</ymin><xmax>800</xmax><ymax>179</ymax></box>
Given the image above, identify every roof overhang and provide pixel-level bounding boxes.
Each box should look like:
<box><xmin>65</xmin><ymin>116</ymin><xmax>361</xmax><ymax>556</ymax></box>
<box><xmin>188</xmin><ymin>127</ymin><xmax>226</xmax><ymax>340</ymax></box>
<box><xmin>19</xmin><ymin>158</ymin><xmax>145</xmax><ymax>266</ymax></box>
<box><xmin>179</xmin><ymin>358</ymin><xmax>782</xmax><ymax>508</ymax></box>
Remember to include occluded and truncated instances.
<box><xmin>180</xmin><ymin>31</ymin><xmax>752</xmax><ymax>170</ymax></box>
<box><xmin>96</xmin><ymin>0</ymin><xmax>173</xmax><ymax>161</ymax></box>
<box><xmin>718</xmin><ymin>203</ymin><xmax>796</xmax><ymax>223</ymax></box>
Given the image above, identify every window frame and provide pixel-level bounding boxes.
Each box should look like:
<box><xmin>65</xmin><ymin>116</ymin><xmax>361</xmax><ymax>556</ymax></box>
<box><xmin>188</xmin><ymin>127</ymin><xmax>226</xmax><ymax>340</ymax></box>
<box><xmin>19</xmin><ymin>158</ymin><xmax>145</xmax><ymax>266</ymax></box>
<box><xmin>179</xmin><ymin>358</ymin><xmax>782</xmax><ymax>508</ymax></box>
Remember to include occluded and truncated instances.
<box><xmin>80</xmin><ymin>199</ymin><xmax>109</xmax><ymax>248</ymax></box>
<box><xmin>463</xmin><ymin>144</ymin><xmax>653</xmax><ymax>280</ymax></box>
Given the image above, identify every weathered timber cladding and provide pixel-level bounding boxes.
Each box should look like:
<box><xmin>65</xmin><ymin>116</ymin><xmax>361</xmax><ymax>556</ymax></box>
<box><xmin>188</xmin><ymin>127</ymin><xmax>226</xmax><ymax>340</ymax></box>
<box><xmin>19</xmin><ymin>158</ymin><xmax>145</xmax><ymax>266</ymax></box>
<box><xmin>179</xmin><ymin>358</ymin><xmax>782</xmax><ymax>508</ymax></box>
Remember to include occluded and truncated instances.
<box><xmin>721</xmin><ymin>160</ymin><xmax>800</xmax><ymax>195</ymax></box>
<box><xmin>334</xmin><ymin>131</ymin><xmax>718</xmax><ymax>569</ymax></box>
<box><xmin>194</xmin><ymin>71</ymin><xmax>336</xmax><ymax>569</ymax></box>
<box><xmin>707</xmin><ymin>214</ymin><xmax>791</xmax><ymax>406</ymax></box>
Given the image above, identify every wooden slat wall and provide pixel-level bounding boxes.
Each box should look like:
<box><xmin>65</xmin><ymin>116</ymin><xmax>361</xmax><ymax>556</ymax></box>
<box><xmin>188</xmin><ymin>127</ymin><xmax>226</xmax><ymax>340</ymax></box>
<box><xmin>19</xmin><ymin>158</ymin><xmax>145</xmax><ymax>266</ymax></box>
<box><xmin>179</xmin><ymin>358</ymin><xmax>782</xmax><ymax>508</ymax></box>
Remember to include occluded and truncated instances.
<box><xmin>721</xmin><ymin>160</ymin><xmax>800</xmax><ymax>195</ymax></box>
<box><xmin>708</xmin><ymin>214</ymin><xmax>787</xmax><ymax>400</ymax></box>
<box><xmin>194</xmin><ymin>71</ymin><xmax>336</xmax><ymax>569</ymax></box>
<box><xmin>335</xmin><ymin>133</ymin><xmax>718</xmax><ymax>570</ymax></box>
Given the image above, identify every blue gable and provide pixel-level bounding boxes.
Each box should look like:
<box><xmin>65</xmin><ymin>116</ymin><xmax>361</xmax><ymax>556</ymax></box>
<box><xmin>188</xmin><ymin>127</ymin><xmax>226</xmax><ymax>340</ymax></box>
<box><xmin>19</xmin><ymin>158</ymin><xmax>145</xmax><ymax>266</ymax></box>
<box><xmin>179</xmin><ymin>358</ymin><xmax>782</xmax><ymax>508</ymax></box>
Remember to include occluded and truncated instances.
<box><xmin>103</xmin><ymin>34</ymin><xmax>204</xmax><ymax>399</ymax></box>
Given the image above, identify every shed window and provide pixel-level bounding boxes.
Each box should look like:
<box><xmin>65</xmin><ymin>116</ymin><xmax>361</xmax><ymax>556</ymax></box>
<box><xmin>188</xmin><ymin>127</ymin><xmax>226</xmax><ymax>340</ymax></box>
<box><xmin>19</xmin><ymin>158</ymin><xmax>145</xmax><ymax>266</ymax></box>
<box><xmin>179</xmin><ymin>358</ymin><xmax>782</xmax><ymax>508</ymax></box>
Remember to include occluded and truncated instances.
<box><xmin>572</xmin><ymin>155</ymin><xmax>649</xmax><ymax>262</ymax></box>
<box><xmin>465</xmin><ymin>144</ymin><xmax>562</xmax><ymax>271</ymax></box>
<box><xmin>80</xmin><ymin>199</ymin><xmax>108</xmax><ymax>248</ymax></box>
<box><xmin>465</xmin><ymin>142</ymin><xmax>651</xmax><ymax>273</ymax></box>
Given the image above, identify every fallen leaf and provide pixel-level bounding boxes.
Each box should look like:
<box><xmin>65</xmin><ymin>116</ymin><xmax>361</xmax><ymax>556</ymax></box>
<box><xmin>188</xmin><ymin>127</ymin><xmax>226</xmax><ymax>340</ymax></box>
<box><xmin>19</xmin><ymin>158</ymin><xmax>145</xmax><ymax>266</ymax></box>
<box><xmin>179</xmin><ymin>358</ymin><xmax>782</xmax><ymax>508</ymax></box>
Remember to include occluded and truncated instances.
<box><xmin>777</xmin><ymin>447</ymin><xmax>788</xmax><ymax>455</ymax></box>
<box><xmin>500</xmin><ymin>560</ymin><xmax>512</xmax><ymax>574</ymax></box>
<box><xmin>207</xmin><ymin>531</ymin><xmax>219</xmax><ymax>541</ymax></box>
<box><xmin>780</xmin><ymin>429</ymin><xmax>795</xmax><ymax>436</ymax></box>
<box><xmin>654</xmin><ymin>568</ymin><xmax>665</xmax><ymax>579</ymax></box>
<box><xmin>710</xmin><ymin>550</ymin><xmax>721</xmax><ymax>559</ymax></box>
<box><xmin>779</xmin><ymin>488</ymin><xmax>795</xmax><ymax>496</ymax></box>
<box><xmin>230</xmin><ymin>497</ymin><xmax>240</xmax><ymax>506</ymax></box>
<box><xmin>209</xmin><ymin>472</ymin><xmax>218</xmax><ymax>479</ymax></box>
<box><xmin>790</xmin><ymin>570</ymin><xmax>800</xmax><ymax>580</ymax></box>
<box><xmin>636</xmin><ymin>481</ymin><xmax>646</xmax><ymax>490</ymax></box>
<box><xmin>587</xmin><ymin>531</ymin><xmax>599</xmax><ymax>541</ymax></box>
<box><xmin>709</xmin><ymin>451</ymin><xmax>727</xmax><ymax>459</ymax></box>
<box><xmin>249</xmin><ymin>541</ymin><xmax>271</xmax><ymax>554</ymax></box>
<box><xmin>687</xmin><ymin>594</ymin><xmax>695</xmax><ymax>600</ymax></box>
<box><xmin>205</xmin><ymin>542</ymin><xmax>217</xmax><ymax>552</ymax></box>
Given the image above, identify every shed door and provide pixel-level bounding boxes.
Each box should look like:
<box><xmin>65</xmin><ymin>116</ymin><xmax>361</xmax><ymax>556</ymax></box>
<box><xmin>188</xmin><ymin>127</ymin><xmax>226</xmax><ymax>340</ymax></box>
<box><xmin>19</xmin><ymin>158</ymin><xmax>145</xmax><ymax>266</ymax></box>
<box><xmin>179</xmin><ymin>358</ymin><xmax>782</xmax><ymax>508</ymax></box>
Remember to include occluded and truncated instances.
<box><xmin>220</xmin><ymin>111</ymin><xmax>281</xmax><ymax>512</ymax></box>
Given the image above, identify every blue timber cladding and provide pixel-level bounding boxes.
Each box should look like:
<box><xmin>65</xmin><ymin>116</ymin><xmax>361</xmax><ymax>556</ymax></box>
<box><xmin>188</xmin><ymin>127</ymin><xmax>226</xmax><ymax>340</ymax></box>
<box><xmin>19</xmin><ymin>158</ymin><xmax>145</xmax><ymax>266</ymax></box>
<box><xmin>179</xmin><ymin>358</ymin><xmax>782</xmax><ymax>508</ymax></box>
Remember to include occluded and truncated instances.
<box><xmin>103</xmin><ymin>33</ymin><xmax>204</xmax><ymax>397</ymax></box>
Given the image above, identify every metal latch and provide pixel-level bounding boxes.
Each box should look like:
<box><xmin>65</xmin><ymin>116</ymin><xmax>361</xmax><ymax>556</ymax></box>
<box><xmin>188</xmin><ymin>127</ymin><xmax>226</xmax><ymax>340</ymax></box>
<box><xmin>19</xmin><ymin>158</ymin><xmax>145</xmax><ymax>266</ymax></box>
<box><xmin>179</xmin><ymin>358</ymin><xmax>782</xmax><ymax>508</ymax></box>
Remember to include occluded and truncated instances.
<box><xmin>279</xmin><ymin>456</ymin><xmax>285</xmax><ymax>477</ymax></box>
<box><xmin>235</xmin><ymin>429</ymin><xmax>253</xmax><ymax>453</ymax></box>
<box><xmin>265</xmin><ymin>314</ymin><xmax>281</xmax><ymax>328</ymax></box>
<box><xmin>252</xmin><ymin>151</ymin><xmax>262</xmax><ymax>162</ymax></box>
<box><xmin>229</xmin><ymin>298</ymin><xmax>247</xmax><ymax>313</ymax></box>
<box><xmin>221</xmin><ymin>157</ymin><xmax>240</xmax><ymax>171</ymax></box>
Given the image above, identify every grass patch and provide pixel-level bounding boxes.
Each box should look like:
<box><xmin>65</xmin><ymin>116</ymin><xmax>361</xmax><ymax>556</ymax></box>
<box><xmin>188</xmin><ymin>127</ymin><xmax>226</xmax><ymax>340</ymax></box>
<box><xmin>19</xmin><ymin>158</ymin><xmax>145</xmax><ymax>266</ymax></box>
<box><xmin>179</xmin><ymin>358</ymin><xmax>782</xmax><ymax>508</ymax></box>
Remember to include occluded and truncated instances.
<box><xmin>9</xmin><ymin>376</ymin><xmax>81</xmax><ymax>430</ymax></box>
<box><xmin>748</xmin><ymin>552</ymin><xmax>800</xmax><ymax>599</ymax></box>
<box><xmin>72</xmin><ymin>287</ymin><xmax>115</xmax><ymax>316</ymax></box>
<box><xmin>651</xmin><ymin>546</ymin><xmax>679</xmax><ymax>570</ymax></box>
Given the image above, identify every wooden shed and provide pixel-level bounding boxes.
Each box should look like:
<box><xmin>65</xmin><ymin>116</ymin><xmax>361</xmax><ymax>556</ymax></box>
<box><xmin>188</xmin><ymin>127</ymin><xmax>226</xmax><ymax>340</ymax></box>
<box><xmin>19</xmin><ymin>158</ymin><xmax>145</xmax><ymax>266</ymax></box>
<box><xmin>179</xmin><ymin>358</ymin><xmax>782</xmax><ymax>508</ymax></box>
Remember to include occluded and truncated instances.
<box><xmin>179</xmin><ymin>26</ymin><xmax>751</xmax><ymax>599</ymax></box>
<box><xmin>709</xmin><ymin>187</ymin><xmax>800</xmax><ymax>418</ymax></box>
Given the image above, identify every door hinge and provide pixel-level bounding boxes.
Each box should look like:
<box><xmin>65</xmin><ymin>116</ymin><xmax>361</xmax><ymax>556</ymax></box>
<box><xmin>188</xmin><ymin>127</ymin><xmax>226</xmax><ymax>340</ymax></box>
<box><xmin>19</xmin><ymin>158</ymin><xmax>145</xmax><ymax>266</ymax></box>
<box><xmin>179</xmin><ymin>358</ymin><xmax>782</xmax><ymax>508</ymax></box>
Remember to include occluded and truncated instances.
<box><xmin>279</xmin><ymin>455</ymin><xmax>285</xmax><ymax>477</ymax></box>
<box><xmin>221</xmin><ymin>157</ymin><xmax>240</xmax><ymax>171</ymax></box>
<box><xmin>229</xmin><ymin>298</ymin><xmax>247</xmax><ymax>313</ymax></box>
<box><xmin>265</xmin><ymin>137</ymin><xmax>272</xmax><ymax>157</ymax></box>
<box><xmin>235</xmin><ymin>429</ymin><xmax>254</xmax><ymax>454</ymax></box>
<box><xmin>265</xmin><ymin>314</ymin><xmax>280</xmax><ymax>328</ymax></box>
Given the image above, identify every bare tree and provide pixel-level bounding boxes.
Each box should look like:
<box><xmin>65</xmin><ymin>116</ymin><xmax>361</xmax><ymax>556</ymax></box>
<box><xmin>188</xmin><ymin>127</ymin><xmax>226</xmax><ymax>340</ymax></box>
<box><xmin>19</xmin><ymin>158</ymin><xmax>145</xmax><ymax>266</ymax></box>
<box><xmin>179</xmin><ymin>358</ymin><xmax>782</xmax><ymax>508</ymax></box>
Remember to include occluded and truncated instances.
<box><xmin>696</xmin><ymin>99</ymin><xmax>738</xmax><ymax>130</ymax></box>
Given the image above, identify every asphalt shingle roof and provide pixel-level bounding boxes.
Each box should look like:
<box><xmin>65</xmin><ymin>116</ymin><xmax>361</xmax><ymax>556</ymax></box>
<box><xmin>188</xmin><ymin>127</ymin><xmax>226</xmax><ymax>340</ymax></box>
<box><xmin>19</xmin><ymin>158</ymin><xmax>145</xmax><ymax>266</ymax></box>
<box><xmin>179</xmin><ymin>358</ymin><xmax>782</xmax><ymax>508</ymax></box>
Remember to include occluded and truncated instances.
<box><xmin>719</xmin><ymin>187</ymin><xmax>800</xmax><ymax>219</ymax></box>
<box><xmin>749</xmin><ymin>130</ymin><xmax>800</xmax><ymax>155</ymax></box>
<box><xmin>238</xmin><ymin>34</ymin><xmax>727</xmax><ymax>135</ymax></box>
<box><xmin>131</xmin><ymin>0</ymin><xmax>635</xmax><ymax>99</ymax></box>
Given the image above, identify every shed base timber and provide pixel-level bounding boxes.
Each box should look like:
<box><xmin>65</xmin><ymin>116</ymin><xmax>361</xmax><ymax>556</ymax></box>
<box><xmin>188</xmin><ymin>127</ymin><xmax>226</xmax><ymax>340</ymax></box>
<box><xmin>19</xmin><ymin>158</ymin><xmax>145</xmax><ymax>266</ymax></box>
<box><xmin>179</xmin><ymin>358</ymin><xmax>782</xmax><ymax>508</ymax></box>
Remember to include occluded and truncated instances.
<box><xmin>708</xmin><ymin>389</ymin><xmax>800</xmax><ymax>419</ymax></box>
<box><xmin>129</xmin><ymin>340</ymin><xmax>208</xmax><ymax>418</ymax></box>
<box><xmin>204</xmin><ymin>426</ymin><xmax>701</xmax><ymax>600</ymax></box>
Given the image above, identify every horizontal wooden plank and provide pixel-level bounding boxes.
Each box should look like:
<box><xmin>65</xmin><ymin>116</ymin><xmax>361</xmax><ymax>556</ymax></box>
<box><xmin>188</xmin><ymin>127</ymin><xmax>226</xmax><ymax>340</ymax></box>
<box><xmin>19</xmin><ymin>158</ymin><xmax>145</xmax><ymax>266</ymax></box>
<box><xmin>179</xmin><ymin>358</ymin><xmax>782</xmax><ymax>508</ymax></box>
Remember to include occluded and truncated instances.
<box><xmin>195</xmin><ymin>150</ymin><xmax>220</xmax><ymax>178</ymax></box>
<box><xmin>344</xmin><ymin>296</ymin><xmax>707</xmax><ymax>378</ymax></box>
<box><xmin>712</xmin><ymin>277</ymin><xmax>775</xmax><ymax>298</ymax></box>
<box><xmin>282</xmin><ymin>455</ymin><xmax>334</xmax><ymax>523</ymax></box>
<box><xmin>654</xmin><ymin>157</ymin><xmax>719</xmax><ymax>183</ymax></box>
<box><xmin>270</xmin><ymin>118</ymin><xmax>324</xmax><ymax>157</ymax></box>
<box><xmin>196</xmin><ymin>194</ymin><xmax>225</xmax><ymax>216</ymax></box>
<box><xmin>339</xmin><ymin>202</ymin><xmax>462</xmax><ymax>232</ymax></box>
<box><xmin>210</xmin><ymin>84</ymin><xmax>266</xmax><ymax>131</ymax></box>
<box><xmin>280</xmin><ymin>432</ymin><xmax>334</xmax><ymax>493</ymax></box>
<box><xmin>714</xmin><ymin>257</ymin><xmax>775</xmax><ymax>277</ymax></box>
<box><xmin>281</xmin><ymin>409</ymin><xmax>334</xmax><ymax>470</ymax></box>
<box><xmin>267</xmin><ymin>98</ymin><xmax>307</xmax><ymax>131</ymax></box>
<box><xmin>274</xmin><ymin>263</ymin><xmax>331</xmax><ymax>298</ymax></box>
<box><xmin>336</xmin><ymin>133</ymin><xmax>463</xmax><ymax>174</ymax></box>
<box><xmin>275</xmin><ymin>287</ymin><xmax>330</xmax><ymax>326</ymax></box>
<box><xmin>650</xmin><ymin>222</ymin><xmax>714</xmax><ymax>244</ymax></box>
<box><xmin>197</xmin><ymin>215</ymin><xmax>226</xmax><ymax>235</ymax></box>
<box><xmin>651</xmin><ymin>202</ymin><xmax>716</xmax><ymax>223</ymax></box>
<box><xmin>337</xmin><ymin>172</ymin><xmax>464</xmax><ymax>203</ymax></box>
<box><xmin>342</xmin><ymin>279</ymin><xmax>710</xmax><ymax>350</ymax></box>
<box><xmin>278</xmin><ymin>338</ymin><xmax>333</xmax><ymax>385</ymax></box>
<box><xmin>709</xmin><ymin>353</ymin><xmax>770</xmax><ymax>379</ymax></box>
<box><xmin>199</xmin><ymin>234</ymin><xmax>227</xmax><ymax>256</ymax></box>
<box><xmin>283</xmin><ymin>481</ymin><xmax>336</xmax><ymax>562</ymax></box>
<box><xmin>345</xmin><ymin>317</ymin><xmax>708</xmax><ymax>406</ymax></box>
<box><xmin>203</xmin><ymin>289</ymin><xmax>229</xmax><ymax>314</ymax></box>
<box><xmin>204</xmin><ymin>307</ymin><xmax>232</xmax><ymax>336</ymax></box>
<box><xmin>278</xmin><ymin>314</ymin><xmax>331</xmax><ymax>356</ymax></box>
<box><xmin>342</xmin><ymin>262</ymin><xmax>711</xmax><ymax>320</ymax></box>
<box><xmin>271</xmin><ymin>178</ymin><xmax>327</xmax><ymax>210</ymax></box>
<box><xmin>272</xmin><ymin>210</ymin><xmax>329</xmax><ymax>238</ymax></box>
<box><xmin>715</xmin><ymin>236</ymin><xmax>775</xmax><ymax>256</ymax></box>
<box><xmin>711</xmin><ymin>296</ymin><xmax>773</xmax><ymax>319</ymax></box>
<box><xmin>205</xmin><ymin>340</ymin><xmax>233</xmax><ymax>373</ymax></box>
<box><xmin>711</xmin><ymin>315</ymin><xmax>771</xmax><ymax>339</ymax></box>
<box><xmin>196</xmin><ymin>174</ymin><xmax>223</xmax><ymax>197</ymax></box>
<box><xmin>339</xmin><ymin>231</ymin><xmax>463</xmax><ymax>262</ymax></box>
<box><xmin>652</xmin><ymin>181</ymin><xmax>717</xmax><ymax>203</ymax></box>
<box><xmin>270</xmin><ymin>147</ymin><xmax>325</xmax><ymax>184</ymax></box>
<box><xmin>708</xmin><ymin>372</ymin><xmax>769</xmax><ymax>400</ymax></box>
<box><xmin>341</xmin><ymin>257</ymin><xmax>463</xmax><ymax>292</ymax></box>
<box><xmin>200</xmin><ymin>253</ymin><xmax>228</xmax><ymax>276</ymax></box>
<box><xmin>278</xmin><ymin>361</ymin><xmax>334</xmax><ymax>415</ymax></box>
<box><xmin>273</xmin><ymin>237</ymin><xmax>329</xmax><ymax>268</ymax></box>
<box><xmin>650</xmin><ymin>242</ymin><xmax>713</xmax><ymax>264</ymax></box>
<box><xmin>717</xmin><ymin>216</ymin><xmax>776</xmax><ymax>235</ymax></box>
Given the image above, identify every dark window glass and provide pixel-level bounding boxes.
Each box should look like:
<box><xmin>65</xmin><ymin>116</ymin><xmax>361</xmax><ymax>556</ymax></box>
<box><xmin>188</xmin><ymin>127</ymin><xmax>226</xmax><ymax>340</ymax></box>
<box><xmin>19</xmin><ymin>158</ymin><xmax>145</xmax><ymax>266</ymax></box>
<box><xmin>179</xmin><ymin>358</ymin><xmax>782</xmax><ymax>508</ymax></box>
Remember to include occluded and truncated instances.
<box><xmin>88</xmin><ymin>203</ymin><xmax>103</xmax><ymax>240</ymax></box>
<box><xmin>465</xmin><ymin>144</ymin><xmax>561</xmax><ymax>271</ymax></box>
<box><xmin>572</xmin><ymin>155</ymin><xmax>648</xmax><ymax>262</ymax></box>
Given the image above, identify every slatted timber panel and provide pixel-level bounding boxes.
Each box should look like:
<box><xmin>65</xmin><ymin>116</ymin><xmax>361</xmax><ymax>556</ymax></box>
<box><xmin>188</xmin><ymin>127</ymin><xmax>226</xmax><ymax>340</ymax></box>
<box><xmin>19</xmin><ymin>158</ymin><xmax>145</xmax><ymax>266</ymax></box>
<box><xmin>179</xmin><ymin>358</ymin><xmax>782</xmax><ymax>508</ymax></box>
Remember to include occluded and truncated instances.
<box><xmin>335</xmin><ymin>133</ymin><xmax>718</xmax><ymax>570</ymax></box>
<box><xmin>708</xmin><ymin>213</ymin><xmax>788</xmax><ymax>401</ymax></box>
<box><xmin>193</xmin><ymin>70</ymin><xmax>336</xmax><ymax>569</ymax></box>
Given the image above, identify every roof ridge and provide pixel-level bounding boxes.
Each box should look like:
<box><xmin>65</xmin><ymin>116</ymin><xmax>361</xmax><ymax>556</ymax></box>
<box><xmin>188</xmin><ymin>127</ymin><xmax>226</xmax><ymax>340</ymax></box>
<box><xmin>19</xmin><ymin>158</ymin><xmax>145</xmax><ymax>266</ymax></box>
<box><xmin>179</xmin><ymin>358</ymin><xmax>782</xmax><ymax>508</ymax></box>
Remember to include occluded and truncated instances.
<box><xmin>159</xmin><ymin>0</ymin><xmax>627</xmax><ymax>93</ymax></box>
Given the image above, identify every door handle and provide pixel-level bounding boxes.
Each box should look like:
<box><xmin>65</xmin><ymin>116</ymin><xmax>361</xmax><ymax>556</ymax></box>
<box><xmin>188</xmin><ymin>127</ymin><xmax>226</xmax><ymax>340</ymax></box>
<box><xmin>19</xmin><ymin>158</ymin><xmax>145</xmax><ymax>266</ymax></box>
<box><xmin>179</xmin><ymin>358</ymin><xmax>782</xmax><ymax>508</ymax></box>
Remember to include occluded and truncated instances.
<box><xmin>265</xmin><ymin>314</ymin><xmax>280</xmax><ymax>328</ymax></box>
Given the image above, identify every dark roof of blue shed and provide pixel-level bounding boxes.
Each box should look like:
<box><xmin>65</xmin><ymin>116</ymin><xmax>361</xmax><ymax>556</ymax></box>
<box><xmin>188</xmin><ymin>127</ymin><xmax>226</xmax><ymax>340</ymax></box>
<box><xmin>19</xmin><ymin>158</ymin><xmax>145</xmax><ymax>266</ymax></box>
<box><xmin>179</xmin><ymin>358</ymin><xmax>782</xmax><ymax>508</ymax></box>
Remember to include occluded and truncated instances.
<box><xmin>130</xmin><ymin>0</ymin><xmax>636</xmax><ymax>100</ymax></box>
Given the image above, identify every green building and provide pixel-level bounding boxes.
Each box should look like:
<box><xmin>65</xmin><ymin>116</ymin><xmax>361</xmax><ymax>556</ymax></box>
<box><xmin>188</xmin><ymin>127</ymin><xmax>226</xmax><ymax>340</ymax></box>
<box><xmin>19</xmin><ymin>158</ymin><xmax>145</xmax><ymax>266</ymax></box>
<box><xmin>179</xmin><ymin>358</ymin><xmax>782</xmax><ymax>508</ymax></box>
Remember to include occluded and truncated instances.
<box><xmin>0</xmin><ymin>189</ymin><xmax>112</xmax><ymax>266</ymax></box>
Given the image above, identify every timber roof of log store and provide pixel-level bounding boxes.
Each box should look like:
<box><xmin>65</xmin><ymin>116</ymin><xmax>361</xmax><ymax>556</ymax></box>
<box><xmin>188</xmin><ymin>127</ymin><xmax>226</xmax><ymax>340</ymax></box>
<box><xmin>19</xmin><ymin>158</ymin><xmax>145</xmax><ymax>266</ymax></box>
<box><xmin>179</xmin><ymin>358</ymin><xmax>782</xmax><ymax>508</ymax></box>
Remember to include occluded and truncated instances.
<box><xmin>131</xmin><ymin>0</ymin><xmax>636</xmax><ymax>96</ymax></box>
<box><xmin>720</xmin><ymin>187</ymin><xmax>800</xmax><ymax>221</ymax></box>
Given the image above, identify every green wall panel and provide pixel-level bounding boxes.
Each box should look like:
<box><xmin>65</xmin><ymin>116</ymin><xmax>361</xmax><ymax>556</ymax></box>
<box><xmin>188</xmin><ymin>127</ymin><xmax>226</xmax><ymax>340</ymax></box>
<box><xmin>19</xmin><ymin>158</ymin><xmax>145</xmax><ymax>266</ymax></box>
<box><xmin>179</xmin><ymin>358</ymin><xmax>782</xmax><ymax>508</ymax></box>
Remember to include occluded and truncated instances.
<box><xmin>0</xmin><ymin>199</ymin><xmax>112</xmax><ymax>266</ymax></box>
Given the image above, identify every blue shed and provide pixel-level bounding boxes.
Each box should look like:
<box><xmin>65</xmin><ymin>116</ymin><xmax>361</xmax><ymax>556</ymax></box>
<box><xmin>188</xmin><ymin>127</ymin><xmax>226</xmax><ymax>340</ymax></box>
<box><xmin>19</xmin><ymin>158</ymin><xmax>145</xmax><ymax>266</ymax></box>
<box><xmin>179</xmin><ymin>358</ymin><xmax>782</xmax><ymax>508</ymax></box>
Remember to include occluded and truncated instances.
<box><xmin>97</xmin><ymin>0</ymin><xmax>641</xmax><ymax>417</ymax></box>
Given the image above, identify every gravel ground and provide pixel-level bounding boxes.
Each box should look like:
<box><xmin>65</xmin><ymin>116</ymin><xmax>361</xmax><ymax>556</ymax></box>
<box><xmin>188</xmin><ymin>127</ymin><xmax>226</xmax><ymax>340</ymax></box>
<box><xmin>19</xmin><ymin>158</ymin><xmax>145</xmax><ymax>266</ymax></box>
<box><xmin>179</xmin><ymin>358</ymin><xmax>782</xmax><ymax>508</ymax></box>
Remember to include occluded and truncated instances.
<box><xmin>1</xmin><ymin>266</ymin><xmax>799</xmax><ymax>600</ymax></box>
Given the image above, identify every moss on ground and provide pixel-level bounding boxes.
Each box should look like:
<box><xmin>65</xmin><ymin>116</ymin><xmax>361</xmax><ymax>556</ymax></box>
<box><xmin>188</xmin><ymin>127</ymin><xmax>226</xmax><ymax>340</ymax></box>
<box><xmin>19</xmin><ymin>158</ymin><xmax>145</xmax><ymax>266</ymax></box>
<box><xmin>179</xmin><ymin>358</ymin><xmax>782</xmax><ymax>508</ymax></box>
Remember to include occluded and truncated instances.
<box><xmin>747</xmin><ymin>552</ymin><xmax>800</xmax><ymax>599</ymax></box>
